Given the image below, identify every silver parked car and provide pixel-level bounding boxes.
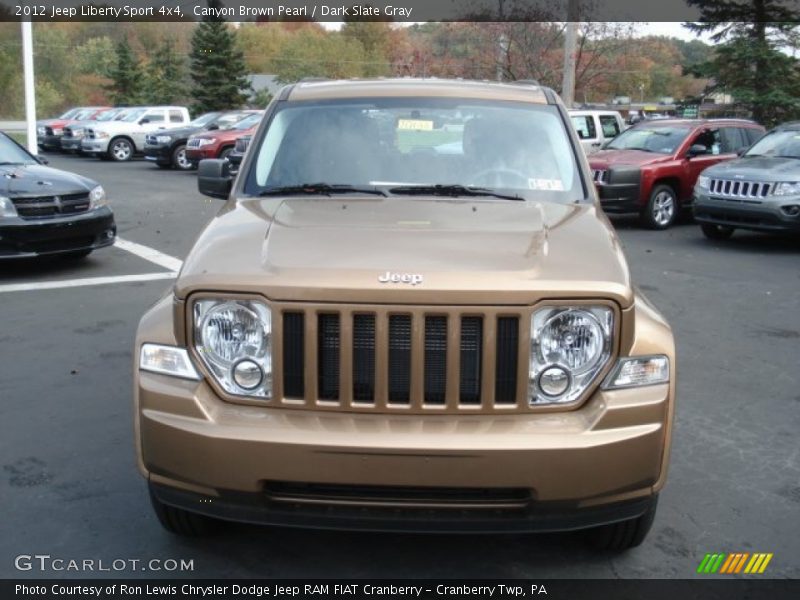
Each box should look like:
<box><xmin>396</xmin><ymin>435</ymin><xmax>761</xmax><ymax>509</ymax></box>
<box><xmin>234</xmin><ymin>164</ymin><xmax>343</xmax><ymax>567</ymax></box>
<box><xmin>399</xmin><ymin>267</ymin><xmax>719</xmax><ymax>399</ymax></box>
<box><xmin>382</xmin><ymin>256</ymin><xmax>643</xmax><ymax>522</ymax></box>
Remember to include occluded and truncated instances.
<box><xmin>694</xmin><ymin>122</ymin><xmax>799</xmax><ymax>239</ymax></box>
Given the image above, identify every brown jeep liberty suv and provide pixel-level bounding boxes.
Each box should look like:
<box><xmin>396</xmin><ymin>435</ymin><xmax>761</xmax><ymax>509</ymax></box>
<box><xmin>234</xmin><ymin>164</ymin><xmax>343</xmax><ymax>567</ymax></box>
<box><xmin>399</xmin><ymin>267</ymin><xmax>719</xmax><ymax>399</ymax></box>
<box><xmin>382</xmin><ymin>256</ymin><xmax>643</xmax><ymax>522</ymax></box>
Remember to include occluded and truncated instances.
<box><xmin>134</xmin><ymin>79</ymin><xmax>676</xmax><ymax>551</ymax></box>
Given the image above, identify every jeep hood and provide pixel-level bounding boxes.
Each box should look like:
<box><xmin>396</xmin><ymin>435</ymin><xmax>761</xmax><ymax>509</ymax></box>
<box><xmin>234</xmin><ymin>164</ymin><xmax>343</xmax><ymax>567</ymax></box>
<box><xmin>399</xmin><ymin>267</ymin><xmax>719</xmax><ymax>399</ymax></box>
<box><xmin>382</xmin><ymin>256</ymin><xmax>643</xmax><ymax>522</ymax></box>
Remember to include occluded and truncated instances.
<box><xmin>702</xmin><ymin>155</ymin><xmax>800</xmax><ymax>180</ymax></box>
<box><xmin>176</xmin><ymin>197</ymin><xmax>633</xmax><ymax>307</ymax></box>
<box><xmin>589</xmin><ymin>149</ymin><xmax>673</xmax><ymax>168</ymax></box>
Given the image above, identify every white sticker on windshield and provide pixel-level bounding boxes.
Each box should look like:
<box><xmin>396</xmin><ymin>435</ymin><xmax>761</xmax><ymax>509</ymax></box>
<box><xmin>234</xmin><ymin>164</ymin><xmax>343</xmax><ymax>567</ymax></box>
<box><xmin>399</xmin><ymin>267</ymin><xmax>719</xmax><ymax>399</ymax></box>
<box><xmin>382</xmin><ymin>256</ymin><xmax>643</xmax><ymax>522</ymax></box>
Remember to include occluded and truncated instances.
<box><xmin>528</xmin><ymin>178</ymin><xmax>564</xmax><ymax>191</ymax></box>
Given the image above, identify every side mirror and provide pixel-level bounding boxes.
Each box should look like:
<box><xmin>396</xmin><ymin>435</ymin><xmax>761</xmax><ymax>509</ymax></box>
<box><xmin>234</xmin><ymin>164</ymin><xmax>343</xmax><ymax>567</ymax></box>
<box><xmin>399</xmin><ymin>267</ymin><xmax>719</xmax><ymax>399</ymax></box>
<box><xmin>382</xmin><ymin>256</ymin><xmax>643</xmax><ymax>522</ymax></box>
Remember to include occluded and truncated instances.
<box><xmin>687</xmin><ymin>144</ymin><xmax>709</xmax><ymax>157</ymax></box>
<box><xmin>198</xmin><ymin>159</ymin><xmax>232</xmax><ymax>199</ymax></box>
<box><xmin>139</xmin><ymin>118</ymin><xmax>150</xmax><ymax>125</ymax></box>
<box><xmin>207</xmin><ymin>124</ymin><xmax>220</xmax><ymax>131</ymax></box>
<box><xmin>737</xmin><ymin>147</ymin><xmax>748</xmax><ymax>157</ymax></box>
<box><xmin>36</xmin><ymin>155</ymin><xmax>49</xmax><ymax>165</ymax></box>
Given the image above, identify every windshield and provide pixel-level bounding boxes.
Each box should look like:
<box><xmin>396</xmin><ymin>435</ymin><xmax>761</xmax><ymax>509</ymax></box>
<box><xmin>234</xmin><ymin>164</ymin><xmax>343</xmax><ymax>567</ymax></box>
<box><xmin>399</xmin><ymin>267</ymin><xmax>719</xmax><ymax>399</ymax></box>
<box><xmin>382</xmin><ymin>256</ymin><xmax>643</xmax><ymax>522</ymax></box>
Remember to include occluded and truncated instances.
<box><xmin>95</xmin><ymin>109</ymin><xmax>122</xmax><ymax>122</ymax></box>
<box><xmin>121</xmin><ymin>109</ymin><xmax>146</xmax><ymax>123</ymax></box>
<box><xmin>73</xmin><ymin>109</ymin><xmax>95</xmax><ymax>121</ymax></box>
<box><xmin>245</xmin><ymin>99</ymin><xmax>583</xmax><ymax>202</ymax></box>
<box><xmin>190</xmin><ymin>112</ymin><xmax>221</xmax><ymax>128</ymax></box>
<box><xmin>746</xmin><ymin>130</ymin><xmax>800</xmax><ymax>158</ymax></box>
<box><xmin>216</xmin><ymin>112</ymin><xmax>250</xmax><ymax>129</ymax></box>
<box><xmin>0</xmin><ymin>134</ymin><xmax>36</xmax><ymax>165</ymax></box>
<box><xmin>233</xmin><ymin>113</ymin><xmax>263</xmax><ymax>130</ymax></box>
<box><xmin>58</xmin><ymin>108</ymin><xmax>80</xmax><ymax>119</ymax></box>
<box><xmin>606</xmin><ymin>125</ymin><xmax>692</xmax><ymax>154</ymax></box>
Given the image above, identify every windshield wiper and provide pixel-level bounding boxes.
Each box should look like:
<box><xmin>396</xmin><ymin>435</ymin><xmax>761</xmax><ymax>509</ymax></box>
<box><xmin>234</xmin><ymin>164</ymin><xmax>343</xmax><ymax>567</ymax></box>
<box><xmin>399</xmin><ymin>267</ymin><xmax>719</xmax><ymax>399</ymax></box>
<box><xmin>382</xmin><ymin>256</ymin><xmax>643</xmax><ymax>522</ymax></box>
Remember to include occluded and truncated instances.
<box><xmin>389</xmin><ymin>184</ymin><xmax>523</xmax><ymax>201</ymax></box>
<box><xmin>775</xmin><ymin>155</ymin><xmax>800</xmax><ymax>160</ymax></box>
<box><xmin>258</xmin><ymin>183</ymin><xmax>386</xmax><ymax>197</ymax></box>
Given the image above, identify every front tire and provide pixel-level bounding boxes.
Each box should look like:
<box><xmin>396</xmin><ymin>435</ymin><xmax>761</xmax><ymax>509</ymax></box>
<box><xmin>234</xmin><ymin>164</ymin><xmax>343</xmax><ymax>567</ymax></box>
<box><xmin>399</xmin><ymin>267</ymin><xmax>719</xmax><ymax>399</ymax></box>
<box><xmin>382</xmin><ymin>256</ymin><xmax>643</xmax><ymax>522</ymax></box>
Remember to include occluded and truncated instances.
<box><xmin>586</xmin><ymin>497</ymin><xmax>658</xmax><ymax>552</ymax></box>
<box><xmin>218</xmin><ymin>147</ymin><xmax>233</xmax><ymax>161</ymax></box>
<box><xmin>641</xmin><ymin>185</ymin><xmax>678</xmax><ymax>230</ymax></box>
<box><xmin>149</xmin><ymin>485</ymin><xmax>217</xmax><ymax>536</ymax></box>
<box><xmin>701</xmin><ymin>223</ymin><xmax>735</xmax><ymax>240</ymax></box>
<box><xmin>172</xmin><ymin>144</ymin><xmax>193</xmax><ymax>171</ymax></box>
<box><xmin>108</xmin><ymin>137</ymin><xmax>134</xmax><ymax>162</ymax></box>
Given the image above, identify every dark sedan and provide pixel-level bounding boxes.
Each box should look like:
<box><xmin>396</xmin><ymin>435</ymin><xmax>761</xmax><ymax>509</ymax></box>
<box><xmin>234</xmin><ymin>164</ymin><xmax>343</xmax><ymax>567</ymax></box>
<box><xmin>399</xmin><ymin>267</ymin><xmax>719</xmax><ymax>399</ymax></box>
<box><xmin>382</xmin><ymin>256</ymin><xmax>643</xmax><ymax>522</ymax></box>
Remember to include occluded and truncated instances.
<box><xmin>0</xmin><ymin>133</ymin><xmax>116</xmax><ymax>260</ymax></box>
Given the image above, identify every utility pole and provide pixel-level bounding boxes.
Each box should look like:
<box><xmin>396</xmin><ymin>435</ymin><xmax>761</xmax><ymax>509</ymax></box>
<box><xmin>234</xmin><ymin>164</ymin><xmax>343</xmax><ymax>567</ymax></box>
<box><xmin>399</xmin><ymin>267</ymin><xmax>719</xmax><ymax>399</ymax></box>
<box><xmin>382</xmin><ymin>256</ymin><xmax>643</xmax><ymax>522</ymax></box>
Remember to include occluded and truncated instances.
<box><xmin>561</xmin><ymin>0</ymin><xmax>580</xmax><ymax>108</ymax></box>
<box><xmin>21</xmin><ymin>20</ymin><xmax>37</xmax><ymax>155</ymax></box>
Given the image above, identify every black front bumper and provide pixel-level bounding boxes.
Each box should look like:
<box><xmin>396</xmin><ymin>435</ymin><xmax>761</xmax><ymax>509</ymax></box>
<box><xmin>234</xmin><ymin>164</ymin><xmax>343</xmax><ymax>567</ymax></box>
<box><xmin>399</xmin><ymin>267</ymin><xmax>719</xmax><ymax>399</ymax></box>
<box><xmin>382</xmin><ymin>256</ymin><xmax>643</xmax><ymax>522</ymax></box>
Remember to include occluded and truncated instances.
<box><xmin>150</xmin><ymin>482</ymin><xmax>656</xmax><ymax>534</ymax></box>
<box><xmin>593</xmin><ymin>168</ymin><xmax>642</xmax><ymax>214</ymax></box>
<box><xmin>694</xmin><ymin>198</ymin><xmax>800</xmax><ymax>233</ymax></box>
<box><xmin>41</xmin><ymin>134</ymin><xmax>64</xmax><ymax>151</ymax></box>
<box><xmin>60</xmin><ymin>137</ymin><xmax>84</xmax><ymax>151</ymax></box>
<box><xmin>0</xmin><ymin>207</ymin><xmax>116</xmax><ymax>259</ymax></box>
<box><xmin>144</xmin><ymin>143</ymin><xmax>172</xmax><ymax>164</ymax></box>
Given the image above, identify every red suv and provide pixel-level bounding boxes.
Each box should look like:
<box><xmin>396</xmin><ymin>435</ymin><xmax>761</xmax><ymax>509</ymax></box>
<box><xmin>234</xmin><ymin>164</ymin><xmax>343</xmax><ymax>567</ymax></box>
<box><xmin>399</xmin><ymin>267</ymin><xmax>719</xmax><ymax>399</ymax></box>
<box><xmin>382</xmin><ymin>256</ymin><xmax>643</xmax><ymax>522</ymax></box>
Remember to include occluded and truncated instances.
<box><xmin>589</xmin><ymin>119</ymin><xmax>765</xmax><ymax>229</ymax></box>
<box><xmin>185</xmin><ymin>112</ymin><xmax>262</xmax><ymax>168</ymax></box>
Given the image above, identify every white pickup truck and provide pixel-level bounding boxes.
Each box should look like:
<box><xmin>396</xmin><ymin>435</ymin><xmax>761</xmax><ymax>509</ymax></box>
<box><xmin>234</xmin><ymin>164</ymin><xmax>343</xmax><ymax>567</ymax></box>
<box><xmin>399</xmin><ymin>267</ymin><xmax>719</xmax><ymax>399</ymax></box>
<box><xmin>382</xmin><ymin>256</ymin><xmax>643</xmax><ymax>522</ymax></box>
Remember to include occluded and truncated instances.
<box><xmin>82</xmin><ymin>106</ymin><xmax>191</xmax><ymax>161</ymax></box>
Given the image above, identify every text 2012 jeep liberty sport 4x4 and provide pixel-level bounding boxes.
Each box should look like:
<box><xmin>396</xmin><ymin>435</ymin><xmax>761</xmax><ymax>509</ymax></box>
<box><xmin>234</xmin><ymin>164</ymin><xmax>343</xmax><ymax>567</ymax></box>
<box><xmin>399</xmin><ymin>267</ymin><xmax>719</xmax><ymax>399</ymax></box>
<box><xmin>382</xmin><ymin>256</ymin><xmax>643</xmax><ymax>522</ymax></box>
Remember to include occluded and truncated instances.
<box><xmin>134</xmin><ymin>79</ymin><xmax>676</xmax><ymax>551</ymax></box>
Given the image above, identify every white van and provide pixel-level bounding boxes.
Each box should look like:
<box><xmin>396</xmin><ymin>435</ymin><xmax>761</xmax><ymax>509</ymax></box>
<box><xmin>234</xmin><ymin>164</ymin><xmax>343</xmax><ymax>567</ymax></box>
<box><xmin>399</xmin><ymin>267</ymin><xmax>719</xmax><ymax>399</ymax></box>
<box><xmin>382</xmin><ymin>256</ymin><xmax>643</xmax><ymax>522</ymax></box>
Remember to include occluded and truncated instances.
<box><xmin>569</xmin><ymin>110</ymin><xmax>626</xmax><ymax>155</ymax></box>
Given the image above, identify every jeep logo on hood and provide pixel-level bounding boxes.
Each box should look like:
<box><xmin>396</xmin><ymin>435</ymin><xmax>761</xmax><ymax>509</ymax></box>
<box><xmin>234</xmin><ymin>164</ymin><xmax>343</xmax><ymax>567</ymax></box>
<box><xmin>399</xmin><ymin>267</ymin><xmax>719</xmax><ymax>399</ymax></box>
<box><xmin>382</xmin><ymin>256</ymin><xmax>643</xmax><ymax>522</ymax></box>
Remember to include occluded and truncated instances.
<box><xmin>378</xmin><ymin>271</ymin><xmax>423</xmax><ymax>286</ymax></box>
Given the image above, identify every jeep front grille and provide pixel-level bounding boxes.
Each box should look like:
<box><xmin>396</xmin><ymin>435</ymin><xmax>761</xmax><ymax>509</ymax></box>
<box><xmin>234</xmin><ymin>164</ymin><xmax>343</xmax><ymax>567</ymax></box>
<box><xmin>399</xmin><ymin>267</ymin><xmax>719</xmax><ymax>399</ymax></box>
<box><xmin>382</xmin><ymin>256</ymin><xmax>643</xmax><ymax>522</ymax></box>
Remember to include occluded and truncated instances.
<box><xmin>274</xmin><ymin>304</ymin><xmax>528</xmax><ymax>413</ymax></box>
<box><xmin>709</xmin><ymin>178</ymin><xmax>773</xmax><ymax>202</ymax></box>
<box><xmin>187</xmin><ymin>138</ymin><xmax>202</xmax><ymax>148</ymax></box>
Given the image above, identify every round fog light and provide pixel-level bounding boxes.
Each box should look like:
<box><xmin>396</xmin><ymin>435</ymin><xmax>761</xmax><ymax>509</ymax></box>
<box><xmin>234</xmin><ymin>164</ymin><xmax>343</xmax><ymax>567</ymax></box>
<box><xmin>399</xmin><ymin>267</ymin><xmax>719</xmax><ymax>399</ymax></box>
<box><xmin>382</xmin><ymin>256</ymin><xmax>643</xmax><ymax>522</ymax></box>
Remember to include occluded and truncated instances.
<box><xmin>781</xmin><ymin>204</ymin><xmax>800</xmax><ymax>217</ymax></box>
<box><xmin>232</xmin><ymin>359</ymin><xmax>263</xmax><ymax>390</ymax></box>
<box><xmin>538</xmin><ymin>366</ymin><xmax>571</xmax><ymax>397</ymax></box>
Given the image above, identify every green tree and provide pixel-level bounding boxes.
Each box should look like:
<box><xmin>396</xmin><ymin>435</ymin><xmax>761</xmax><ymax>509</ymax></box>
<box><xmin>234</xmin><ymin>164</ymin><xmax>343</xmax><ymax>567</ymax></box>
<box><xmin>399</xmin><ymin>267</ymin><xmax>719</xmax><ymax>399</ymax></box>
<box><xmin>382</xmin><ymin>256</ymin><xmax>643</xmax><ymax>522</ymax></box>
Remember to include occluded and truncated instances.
<box><xmin>75</xmin><ymin>36</ymin><xmax>116</xmax><ymax>79</ymax></box>
<box><xmin>189</xmin><ymin>1</ymin><xmax>250</xmax><ymax>112</ymax></box>
<box><xmin>685</xmin><ymin>0</ymin><xmax>800</xmax><ymax>126</ymax></box>
<box><xmin>145</xmin><ymin>38</ymin><xmax>188</xmax><ymax>105</ymax></box>
<box><xmin>107</xmin><ymin>38</ymin><xmax>145</xmax><ymax>105</ymax></box>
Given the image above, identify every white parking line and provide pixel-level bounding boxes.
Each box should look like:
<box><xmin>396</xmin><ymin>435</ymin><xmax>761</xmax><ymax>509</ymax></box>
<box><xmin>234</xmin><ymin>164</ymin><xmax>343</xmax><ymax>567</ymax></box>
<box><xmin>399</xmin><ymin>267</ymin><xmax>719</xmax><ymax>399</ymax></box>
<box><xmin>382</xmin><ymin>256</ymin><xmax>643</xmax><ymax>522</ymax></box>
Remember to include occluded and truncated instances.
<box><xmin>0</xmin><ymin>272</ymin><xmax>178</xmax><ymax>294</ymax></box>
<box><xmin>114</xmin><ymin>237</ymin><xmax>184</xmax><ymax>272</ymax></box>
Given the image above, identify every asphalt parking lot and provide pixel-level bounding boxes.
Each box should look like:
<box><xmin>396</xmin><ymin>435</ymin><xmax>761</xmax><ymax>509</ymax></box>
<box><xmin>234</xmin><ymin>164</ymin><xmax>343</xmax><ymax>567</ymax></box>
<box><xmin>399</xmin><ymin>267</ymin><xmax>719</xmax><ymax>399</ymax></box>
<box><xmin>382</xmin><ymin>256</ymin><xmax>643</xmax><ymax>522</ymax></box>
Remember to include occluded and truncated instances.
<box><xmin>2</xmin><ymin>154</ymin><xmax>799</xmax><ymax>579</ymax></box>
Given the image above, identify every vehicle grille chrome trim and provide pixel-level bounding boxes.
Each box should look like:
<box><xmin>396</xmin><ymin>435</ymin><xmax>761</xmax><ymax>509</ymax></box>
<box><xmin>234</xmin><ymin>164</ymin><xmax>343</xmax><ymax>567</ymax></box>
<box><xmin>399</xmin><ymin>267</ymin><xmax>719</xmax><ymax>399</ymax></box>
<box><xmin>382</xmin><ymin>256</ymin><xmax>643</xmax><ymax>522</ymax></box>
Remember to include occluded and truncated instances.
<box><xmin>11</xmin><ymin>193</ymin><xmax>91</xmax><ymax>219</ymax></box>
<box><xmin>272</xmin><ymin>303</ymin><xmax>529</xmax><ymax>414</ymax></box>
<box><xmin>592</xmin><ymin>169</ymin><xmax>608</xmax><ymax>184</ymax></box>
<box><xmin>186</xmin><ymin>138</ymin><xmax>202</xmax><ymax>148</ymax></box>
<box><xmin>709</xmin><ymin>178</ymin><xmax>773</xmax><ymax>203</ymax></box>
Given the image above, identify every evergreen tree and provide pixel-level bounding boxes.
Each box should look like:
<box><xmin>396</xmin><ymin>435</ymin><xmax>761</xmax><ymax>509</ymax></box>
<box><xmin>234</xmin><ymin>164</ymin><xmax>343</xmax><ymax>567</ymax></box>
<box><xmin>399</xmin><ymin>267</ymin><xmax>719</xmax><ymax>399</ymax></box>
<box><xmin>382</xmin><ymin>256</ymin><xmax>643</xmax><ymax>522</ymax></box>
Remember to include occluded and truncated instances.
<box><xmin>685</xmin><ymin>0</ymin><xmax>800</xmax><ymax>126</ymax></box>
<box><xmin>146</xmin><ymin>38</ymin><xmax>188</xmax><ymax>105</ymax></box>
<box><xmin>107</xmin><ymin>38</ymin><xmax>144</xmax><ymax>105</ymax></box>
<box><xmin>189</xmin><ymin>1</ymin><xmax>250</xmax><ymax>112</ymax></box>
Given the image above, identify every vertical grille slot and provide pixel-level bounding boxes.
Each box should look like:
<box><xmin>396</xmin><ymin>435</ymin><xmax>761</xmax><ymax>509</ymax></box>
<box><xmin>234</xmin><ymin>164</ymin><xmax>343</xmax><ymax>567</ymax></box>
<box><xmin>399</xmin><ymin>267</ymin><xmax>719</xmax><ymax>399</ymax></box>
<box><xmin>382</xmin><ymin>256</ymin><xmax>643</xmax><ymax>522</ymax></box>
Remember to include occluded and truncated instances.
<box><xmin>352</xmin><ymin>314</ymin><xmax>376</xmax><ymax>402</ymax></box>
<box><xmin>388</xmin><ymin>315</ymin><xmax>412</xmax><ymax>404</ymax></box>
<box><xmin>318</xmin><ymin>314</ymin><xmax>340</xmax><ymax>400</ymax></box>
<box><xmin>459</xmin><ymin>317</ymin><xmax>483</xmax><ymax>405</ymax></box>
<box><xmin>495</xmin><ymin>316</ymin><xmax>519</xmax><ymax>405</ymax></box>
<box><xmin>282</xmin><ymin>312</ymin><xmax>305</xmax><ymax>399</ymax></box>
<box><xmin>424</xmin><ymin>316</ymin><xmax>448</xmax><ymax>404</ymax></box>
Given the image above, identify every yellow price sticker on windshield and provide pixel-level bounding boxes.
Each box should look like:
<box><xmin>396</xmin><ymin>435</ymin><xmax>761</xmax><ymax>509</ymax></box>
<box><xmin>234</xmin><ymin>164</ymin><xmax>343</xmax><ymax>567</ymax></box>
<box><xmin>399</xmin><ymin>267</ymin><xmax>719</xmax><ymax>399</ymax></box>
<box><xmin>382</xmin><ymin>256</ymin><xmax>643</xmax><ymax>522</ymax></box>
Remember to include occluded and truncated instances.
<box><xmin>397</xmin><ymin>119</ymin><xmax>434</xmax><ymax>131</ymax></box>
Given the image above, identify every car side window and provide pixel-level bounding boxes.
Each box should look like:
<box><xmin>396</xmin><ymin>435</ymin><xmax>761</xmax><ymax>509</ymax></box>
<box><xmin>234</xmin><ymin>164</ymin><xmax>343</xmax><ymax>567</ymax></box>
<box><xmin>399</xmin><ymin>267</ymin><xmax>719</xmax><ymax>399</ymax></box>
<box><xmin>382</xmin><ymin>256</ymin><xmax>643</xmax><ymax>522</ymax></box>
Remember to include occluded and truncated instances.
<box><xmin>169</xmin><ymin>110</ymin><xmax>184</xmax><ymax>123</ymax></box>
<box><xmin>571</xmin><ymin>116</ymin><xmax>596</xmax><ymax>140</ymax></box>
<box><xmin>143</xmin><ymin>111</ymin><xmax>165</xmax><ymax>124</ymax></box>
<box><xmin>691</xmin><ymin>128</ymin><xmax>721</xmax><ymax>155</ymax></box>
<box><xmin>745</xmin><ymin>128</ymin><xmax>764</xmax><ymax>145</ymax></box>
<box><xmin>719</xmin><ymin>127</ymin><xmax>746</xmax><ymax>154</ymax></box>
<box><xmin>599</xmin><ymin>115</ymin><xmax>620</xmax><ymax>139</ymax></box>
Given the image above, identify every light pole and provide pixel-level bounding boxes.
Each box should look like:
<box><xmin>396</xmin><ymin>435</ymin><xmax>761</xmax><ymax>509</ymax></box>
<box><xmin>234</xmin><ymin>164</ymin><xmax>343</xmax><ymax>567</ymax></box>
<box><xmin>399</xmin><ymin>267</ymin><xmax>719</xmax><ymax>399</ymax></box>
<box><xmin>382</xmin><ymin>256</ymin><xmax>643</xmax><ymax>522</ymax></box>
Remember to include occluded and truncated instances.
<box><xmin>21</xmin><ymin>20</ymin><xmax>37</xmax><ymax>155</ymax></box>
<box><xmin>561</xmin><ymin>0</ymin><xmax>580</xmax><ymax>108</ymax></box>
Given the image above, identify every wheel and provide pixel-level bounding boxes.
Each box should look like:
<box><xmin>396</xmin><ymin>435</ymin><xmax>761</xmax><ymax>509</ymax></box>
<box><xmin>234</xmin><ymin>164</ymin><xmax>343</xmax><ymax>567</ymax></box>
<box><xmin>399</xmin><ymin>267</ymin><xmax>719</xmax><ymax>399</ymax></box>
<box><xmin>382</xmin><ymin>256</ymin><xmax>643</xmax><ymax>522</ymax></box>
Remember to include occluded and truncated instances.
<box><xmin>148</xmin><ymin>485</ymin><xmax>217</xmax><ymax>536</ymax></box>
<box><xmin>641</xmin><ymin>184</ymin><xmax>678</xmax><ymax>230</ymax></box>
<box><xmin>60</xmin><ymin>249</ymin><xmax>92</xmax><ymax>260</ymax></box>
<box><xmin>219</xmin><ymin>147</ymin><xmax>233</xmax><ymax>161</ymax></box>
<box><xmin>701</xmin><ymin>223</ymin><xmax>735</xmax><ymax>240</ymax></box>
<box><xmin>586</xmin><ymin>497</ymin><xmax>658</xmax><ymax>552</ymax></box>
<box><xmin>172</xmin><ymin>144</ymin><xmax>193</xmax><ymax>171</ymax></box>
<box><xmin>108</xmin><ymin>137</ymin><xmax>134</xmax><ymax>162</ymax></box>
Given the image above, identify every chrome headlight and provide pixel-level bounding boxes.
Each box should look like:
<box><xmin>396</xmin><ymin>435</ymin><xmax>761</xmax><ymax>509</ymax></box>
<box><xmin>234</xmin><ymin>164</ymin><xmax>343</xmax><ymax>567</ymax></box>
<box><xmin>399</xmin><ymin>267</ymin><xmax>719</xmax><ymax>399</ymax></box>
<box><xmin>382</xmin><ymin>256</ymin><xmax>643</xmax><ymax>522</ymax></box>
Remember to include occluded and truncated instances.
<box><xmin>52</xmin><ymin>128</ymin><xmax>62</xmax><ymax>136</ymax></box>
<box><xmin>89</xmin><ymin>185</ymin><xmax>108</xmax><ymax>209</ymax></box>
<box><xmin>529</xmin><ymin>306</ymin><xmax>613</xmax><ymax>405</ymax></box>
<box><xmin>37</xmin><ymin>126</ymin><xmax>46</xmax><ymax>136</ymax></box>
<box><xmin>773</xmin><ymin>182</ymin><xmax>800</xmax><ymax>196</ymax></box>
<box><xmin>193</xmin><ymin>298</ymin><xmax>272</xmax><ymax>399</ymax></box>
<box><xmin>0</xmin><ymin>196</ymin><xmax>18</xmax><ymax>218</ymax></box>
<box><xmin>94</xmin><ymin>131</ymin><xmax>110</xmax><ymax>139</ymax></box>
<box><xmin>156</xmin><ymin>135</ymin><xmax>172</xmax><ymax>144</ymax></box>
<box><xmin>196</xmin><ymin>138</ymin><xmax>215</xmax><ymax>147</ymax></box>
<box><xmin>696</xmin><ymin>175</ymin><xmax>710</xmax><ymax>190</ymax></box>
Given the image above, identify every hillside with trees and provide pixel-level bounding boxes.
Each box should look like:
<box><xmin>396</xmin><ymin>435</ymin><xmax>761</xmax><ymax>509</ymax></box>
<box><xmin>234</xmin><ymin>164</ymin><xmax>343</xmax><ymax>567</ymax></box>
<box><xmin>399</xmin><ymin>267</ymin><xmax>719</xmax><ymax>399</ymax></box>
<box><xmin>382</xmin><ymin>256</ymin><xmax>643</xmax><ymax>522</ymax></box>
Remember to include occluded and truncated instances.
<box><xmin>0</xmin><ymin>18</ymin><xmax>796</xmax><ymax>123</ymax></box>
